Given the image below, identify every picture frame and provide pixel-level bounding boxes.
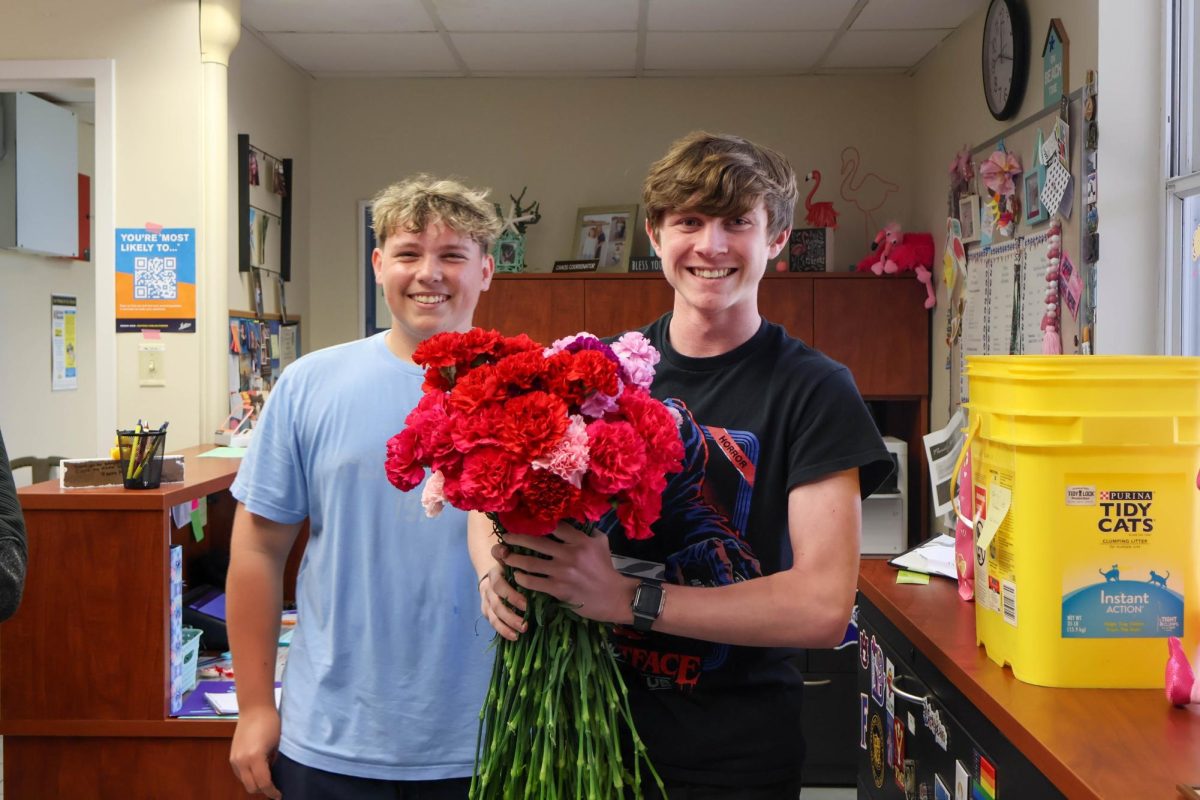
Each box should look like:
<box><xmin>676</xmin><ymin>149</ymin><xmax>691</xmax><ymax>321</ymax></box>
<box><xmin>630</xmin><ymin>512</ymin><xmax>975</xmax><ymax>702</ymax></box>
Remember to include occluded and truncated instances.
<box><xmin>1023</xmin><ymin>170</ymin><xmax>1048</xmax><ymax>224</ymax></box>
<box><xmin>957</xmin><ymin>194</ymin><xmax>981</xmax><ymax>243</ymax></box>
<box><xmin>572</xmin><ymin>205</ymin><xmax>637</xmax><ymax>273</ymax></box>
<box><xmin>493</xmin><ymin>229</ymin><xmax>525</xmax><ymax>273</ymax></box>
<box><xmin>787</xmin><ymin>227</ymin><xmax>833</xmax><ymax>272</ymax></box>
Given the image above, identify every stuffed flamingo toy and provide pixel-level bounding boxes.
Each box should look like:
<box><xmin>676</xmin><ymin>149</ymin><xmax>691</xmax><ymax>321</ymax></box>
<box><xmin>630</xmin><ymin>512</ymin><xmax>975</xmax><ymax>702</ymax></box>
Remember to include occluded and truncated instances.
<box><xmin>855</xmin><ymin>223</ymin><xmax>937</xmax><ymax>309</ymax></box>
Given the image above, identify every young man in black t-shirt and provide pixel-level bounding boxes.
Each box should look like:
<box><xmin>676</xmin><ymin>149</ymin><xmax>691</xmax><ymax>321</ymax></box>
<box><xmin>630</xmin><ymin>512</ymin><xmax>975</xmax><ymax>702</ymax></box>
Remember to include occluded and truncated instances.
<box><xmin>475</xmin><ymin>131</ymin><xmax>893</xmax><ymax>796</ymax></box>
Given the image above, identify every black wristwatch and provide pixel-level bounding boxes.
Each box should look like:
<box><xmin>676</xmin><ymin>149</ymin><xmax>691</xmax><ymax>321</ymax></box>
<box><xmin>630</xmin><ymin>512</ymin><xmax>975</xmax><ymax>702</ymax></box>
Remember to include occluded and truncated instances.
<box><xmin>631</xmin><ymin>578</ymin><xmax>665</xmax><ymax>632</ymax></box>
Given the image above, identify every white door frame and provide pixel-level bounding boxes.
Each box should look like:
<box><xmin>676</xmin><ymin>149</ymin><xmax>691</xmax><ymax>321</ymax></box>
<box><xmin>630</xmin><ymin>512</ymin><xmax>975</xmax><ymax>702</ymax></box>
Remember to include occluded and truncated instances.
<box><xmin>0</xmin><ymin>60</ymin><xmax>115</xmax><ymax>456</ymax></box>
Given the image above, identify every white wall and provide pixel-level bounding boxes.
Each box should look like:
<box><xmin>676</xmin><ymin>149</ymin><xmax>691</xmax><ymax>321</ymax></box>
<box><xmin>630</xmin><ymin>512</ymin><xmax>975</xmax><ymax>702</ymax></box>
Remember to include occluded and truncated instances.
<box><xmin>911</xmin><ymin>0</ymin><xmax>1101</xmax><ymax>431</ymax></box>
<box><xmin>306</xmin><ymin>75</ymin><xmax>920</xmax><ymax>349</ymax></box>
<box><xmin>1095</xmin><ymin>0</ymin><xmax>1163</xmax><ymax>354</ymax></box>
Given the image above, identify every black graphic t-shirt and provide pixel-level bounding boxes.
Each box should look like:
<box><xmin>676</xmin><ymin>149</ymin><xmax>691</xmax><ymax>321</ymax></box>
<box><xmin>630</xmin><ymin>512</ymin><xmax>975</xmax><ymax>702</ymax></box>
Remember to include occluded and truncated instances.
<box><xmin>607</xmin><ymin>314</ymin><xmax>893</xmax><ymax>786</ymax></box>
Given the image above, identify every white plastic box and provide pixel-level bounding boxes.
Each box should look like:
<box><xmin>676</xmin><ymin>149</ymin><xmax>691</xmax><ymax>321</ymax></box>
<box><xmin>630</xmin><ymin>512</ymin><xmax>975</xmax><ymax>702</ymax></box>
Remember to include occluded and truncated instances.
<box><xmin>861</xmin><ymin>437</ymin><xmax>908</xmax><ymax>555</ymax></box>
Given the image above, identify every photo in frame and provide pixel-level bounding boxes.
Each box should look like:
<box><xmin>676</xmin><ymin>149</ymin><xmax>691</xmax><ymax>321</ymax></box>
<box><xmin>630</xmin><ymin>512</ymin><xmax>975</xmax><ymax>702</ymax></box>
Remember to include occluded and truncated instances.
<box><xmin>493</xmin><ymin>229</ymin><xmax>525</xmax><ymax>273</ymax></box>
<box><xmin>572</xmin><ymin>205</ymin><xmax>637</xmax><ymax>272</ymax></box>
<box><xmin>1023</xmin><ymin>171</ymin><xmax>1048</xmax><ymax>224</ymax></box>
<box><xmin>787</xmin><ymin>227</ymin><xmax>833</xmax><ymax>272</ymax></box>
<box><xmin>957</xmin><ymin>194</ymin><xmax>981</xmax><ymax>243</ymax></box>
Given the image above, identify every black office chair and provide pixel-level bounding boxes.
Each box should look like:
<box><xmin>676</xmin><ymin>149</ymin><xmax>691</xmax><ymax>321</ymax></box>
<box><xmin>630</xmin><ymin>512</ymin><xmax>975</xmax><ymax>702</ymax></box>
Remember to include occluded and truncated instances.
<box><xmin>10</xmin><ymin>456</ymin><xmax>64</xmax><ymax>485</ymax></box>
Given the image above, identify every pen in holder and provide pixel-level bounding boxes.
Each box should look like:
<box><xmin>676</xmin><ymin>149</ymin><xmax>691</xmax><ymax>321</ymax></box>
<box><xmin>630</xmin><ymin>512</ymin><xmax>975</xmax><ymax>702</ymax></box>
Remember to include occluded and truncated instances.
<box><xmin>117</xmin><ymin>425</ymin><xmax>167</xmax><ymax>489</ymax></box>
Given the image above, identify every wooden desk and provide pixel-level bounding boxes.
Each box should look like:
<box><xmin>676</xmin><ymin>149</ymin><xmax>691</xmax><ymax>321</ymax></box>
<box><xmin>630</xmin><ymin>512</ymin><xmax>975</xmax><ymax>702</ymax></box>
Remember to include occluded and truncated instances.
<box><xmin>858</xmin><ymin>558</ymin><xmax>1200</xmax><ymax>799</ymax></box>
<box><xmin>2</xmin><ymin>446</ymin><xmax>295</xmax><ymax>798</ymax></box>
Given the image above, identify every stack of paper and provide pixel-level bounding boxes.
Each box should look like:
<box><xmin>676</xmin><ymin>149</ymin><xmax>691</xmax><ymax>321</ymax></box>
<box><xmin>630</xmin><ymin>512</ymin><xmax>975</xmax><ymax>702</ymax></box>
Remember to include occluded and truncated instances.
<box><xmin>888</xmin><ymin>534</ymin><xmax>957</xmax><ymax>579</ymax></box>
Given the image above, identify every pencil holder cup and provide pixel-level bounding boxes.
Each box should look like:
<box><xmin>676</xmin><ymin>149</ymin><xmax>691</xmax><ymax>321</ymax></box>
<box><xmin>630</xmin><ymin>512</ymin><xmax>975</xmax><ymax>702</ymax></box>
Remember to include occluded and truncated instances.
<box><xmin>117</xmin><ymin>429</ymin><xmax>166</xmax><ymax>489</ymax></box>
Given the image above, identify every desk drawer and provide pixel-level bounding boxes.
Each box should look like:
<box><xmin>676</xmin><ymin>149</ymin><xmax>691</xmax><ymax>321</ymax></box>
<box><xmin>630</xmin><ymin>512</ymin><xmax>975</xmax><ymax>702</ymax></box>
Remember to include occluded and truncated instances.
<box><xmin>856</xmin><ymin>597</ymin><xmax>1063</xmax><ymax>799</ymax></box>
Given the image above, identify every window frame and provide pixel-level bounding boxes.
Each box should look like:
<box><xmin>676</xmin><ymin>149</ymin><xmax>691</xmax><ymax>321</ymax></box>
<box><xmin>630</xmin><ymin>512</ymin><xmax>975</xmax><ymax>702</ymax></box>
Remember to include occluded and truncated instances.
<box><xmin>1165</xmin><ymin>0</ymin><xmax>1200</xmax><ymax>354</ymax></box>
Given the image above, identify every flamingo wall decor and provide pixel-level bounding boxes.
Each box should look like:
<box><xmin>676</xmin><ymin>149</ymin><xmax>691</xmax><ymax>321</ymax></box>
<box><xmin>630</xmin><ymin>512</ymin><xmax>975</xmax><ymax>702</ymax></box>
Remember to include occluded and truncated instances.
<box><xmin>839</xmin><ymin>146</ymin><xmax>901</xmax><ymax>244</ymax></box>
<box><xmin>803</xmin><ymin>170</ymin><xmax>839</xmax><ymax>229</ymax></box>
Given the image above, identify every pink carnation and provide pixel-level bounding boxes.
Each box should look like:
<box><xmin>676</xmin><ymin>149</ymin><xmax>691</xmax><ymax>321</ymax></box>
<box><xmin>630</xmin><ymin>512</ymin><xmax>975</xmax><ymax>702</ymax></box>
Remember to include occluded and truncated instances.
<box><xmin>579</xmin><ymin>382</ymin><xmax>622</xmax><ymax>418</ymax></box>
<box><xmin>611</xmin><ymin>331</ymin><xmax>659</xmax><ymax>389</ymax></box>
<box><xmin>531</xmin><ymin>415</ymin><xmax>590</xmax><ymax>488</ymax></box>
<box><xmin>421</xmin><ymin>470</ymin><xmax>446</xmax><ymax>517</ymax></box>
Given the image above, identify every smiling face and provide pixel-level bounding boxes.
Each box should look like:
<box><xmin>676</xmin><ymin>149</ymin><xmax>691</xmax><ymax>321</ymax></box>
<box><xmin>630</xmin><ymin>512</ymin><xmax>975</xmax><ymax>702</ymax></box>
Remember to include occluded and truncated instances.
<box><xmin>650</xmin><ymin>198</ymin><xmax>788</xmax><ymax>325</ymax></box>
<box><xmin>372</xmin><ymin>222</ymin><xmax>494</xmax><ymax>361</ymax></box>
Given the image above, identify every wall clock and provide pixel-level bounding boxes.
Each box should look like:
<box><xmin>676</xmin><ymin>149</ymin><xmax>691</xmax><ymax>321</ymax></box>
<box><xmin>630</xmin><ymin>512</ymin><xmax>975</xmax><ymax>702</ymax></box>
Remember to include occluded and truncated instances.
<box><xmin>981</xmin><ymin>0</ymin><xmax>1029</xmax><ymax>120</ymax></box>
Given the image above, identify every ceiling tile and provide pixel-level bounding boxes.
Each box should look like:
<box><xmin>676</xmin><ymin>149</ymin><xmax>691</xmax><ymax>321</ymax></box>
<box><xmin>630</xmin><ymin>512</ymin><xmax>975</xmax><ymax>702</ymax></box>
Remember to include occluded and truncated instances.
<box><xmin>435</xmin><ymin>0</ymin><xmax>639</xmax><ymax>32</ymax></box>
<box><xmin>645</xmin><ymin>31</ymin><xmax>833</xmax><ymax>72</ymax></box>
<box><xmin>262</xmin><ymin>32</ymin><xmax>460</xmax><ymax>74</ymax></box>
<box><xmin>648</xmin><ymin>0</ymin><xmax>858</xmax><ymax>31</ymax></box>
<box><xmin>243</xmin><ymin>0</ymin><xmax>434</xmax><ymax>33</ymax></box>
<box><xmin>823</xmin><ymin>29</ymin><xmax>951</xmax><ymax>68</ymax></box>
<box><xmin>452</xmin><ymin>32</ymin><xmax>637</xmax><ymax>73</ymax></box>
<box><xmin>852</xmin><ymin>0</ymin><xmax>987</xmax><ymax>31</ymax></box>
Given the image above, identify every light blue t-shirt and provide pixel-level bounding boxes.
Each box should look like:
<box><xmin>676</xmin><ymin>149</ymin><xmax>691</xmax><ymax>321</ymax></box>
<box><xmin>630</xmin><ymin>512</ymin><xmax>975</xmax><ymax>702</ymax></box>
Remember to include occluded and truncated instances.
<box><xmin>231</xmin><ymin>332</ymin><xmax>493</xmax><ymax>780</ymax></box>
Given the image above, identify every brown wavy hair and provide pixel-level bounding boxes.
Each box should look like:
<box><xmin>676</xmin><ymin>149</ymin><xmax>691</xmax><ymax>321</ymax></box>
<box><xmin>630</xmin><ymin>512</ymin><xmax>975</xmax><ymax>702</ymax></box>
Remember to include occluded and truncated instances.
<box><xmin>643</xmin><ymin>131</ymin><xmax>797</xmax><ymax>240</ymax></box>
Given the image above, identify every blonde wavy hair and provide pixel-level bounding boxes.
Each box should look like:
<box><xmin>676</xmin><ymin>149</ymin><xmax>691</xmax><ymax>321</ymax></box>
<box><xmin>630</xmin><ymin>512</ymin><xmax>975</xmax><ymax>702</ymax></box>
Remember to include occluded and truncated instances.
<box><xmin>371</xmin><ymin>175</ymin><xmax>502</xmax><ymax>252</ymax></box>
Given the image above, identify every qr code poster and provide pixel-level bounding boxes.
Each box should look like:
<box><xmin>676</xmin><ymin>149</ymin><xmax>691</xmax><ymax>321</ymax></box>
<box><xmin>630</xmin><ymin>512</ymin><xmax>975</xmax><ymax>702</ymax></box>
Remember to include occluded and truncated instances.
<box><xmin>115</xmin><ymin>228</ymin><xmax>197</xmax><ymax>332</ymax></box>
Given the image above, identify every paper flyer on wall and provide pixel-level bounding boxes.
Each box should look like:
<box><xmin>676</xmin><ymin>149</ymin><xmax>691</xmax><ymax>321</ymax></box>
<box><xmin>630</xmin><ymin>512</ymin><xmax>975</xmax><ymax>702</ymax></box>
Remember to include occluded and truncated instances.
<box><xmin>51</xmin><ymin>294</ymin><xmax>77</xmax><ymax>391</ymax></box>
<box><xmin>923</xmin><ymin>408</ymin><xmax>966</xmax><ymax>522</ymax></box>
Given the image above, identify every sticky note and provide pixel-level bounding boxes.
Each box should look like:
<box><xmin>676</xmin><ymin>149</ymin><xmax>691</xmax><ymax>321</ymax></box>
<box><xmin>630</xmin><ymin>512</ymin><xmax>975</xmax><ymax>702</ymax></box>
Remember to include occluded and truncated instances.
<box><xmin>897</xmin><ymin>570</ymin><xmax>930</xmax><ymax>585</ymax></box>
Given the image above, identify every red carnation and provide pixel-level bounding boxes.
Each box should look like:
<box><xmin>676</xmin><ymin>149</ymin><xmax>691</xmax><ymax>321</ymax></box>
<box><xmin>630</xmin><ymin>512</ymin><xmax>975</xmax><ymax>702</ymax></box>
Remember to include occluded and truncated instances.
<box><xmin>499</xmin><ymin>391</ymin><xmax>569</xmax><ymax>460</ymax></box>
<box><xmin>496</xmin><ymin>333</ymin><xmax>541</xmax><ymax>357</ymax></box>
<box><xmin>494</xmin><ymin>349</ymin><xmax>551</xmax><ymax>393</ymax></box>
<box><xmin>499</xmin><ymin>470</ymin><xmax>582</xmax><ymax>535</ymax></box>
<box><xmin>385</xmin><ymin>428</ymin><xmax>426</xmax><ymax>491</ymax></box>
<box><xmin>449</xmin><ymin>403</ymin><xmax>503</xmax><ymax>454</ymax></box>
<box><xmin>448</xmin><ymin>364</ymin><xmax>505</xmax><ymax>415</ymax></box>
<box><xmin>458</xmin><ymin>446</ymin><xmax>526</xmax><ymax>513</ymax></box>
<box><xmin>616</xmin><ymin>481</ymin><xmax>663</xmax><ymax>541</ymax></box>
<box><xmin>585</xmin><ymin>419</ymin><xmax>646</xmax><ymax>496</ymax></box>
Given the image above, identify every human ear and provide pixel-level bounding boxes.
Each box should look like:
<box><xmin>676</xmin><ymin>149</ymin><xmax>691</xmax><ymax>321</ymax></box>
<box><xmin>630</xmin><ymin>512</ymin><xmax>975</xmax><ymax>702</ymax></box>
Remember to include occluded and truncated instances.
<box><xmin>645</xmin><ymin>218</ymin><xmax>660</xmax><ymax>255</ymax></box>
<box><xmin>767</xmin><ymin>226</ymin><xmax>790</xmax><ymax>259</ymax></box>
<box><xmin>371</xmin><ymin>247</ymin><xmax>385</xmax><ymax>283</ymax></box>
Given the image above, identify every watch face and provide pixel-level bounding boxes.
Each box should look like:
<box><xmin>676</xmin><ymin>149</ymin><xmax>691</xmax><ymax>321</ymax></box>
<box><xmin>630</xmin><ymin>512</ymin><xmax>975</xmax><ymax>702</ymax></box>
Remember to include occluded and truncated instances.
<box><xmin>982</xmin><ymin>0</ymin><xmax>1027</xmax><ymax>120</ymax></box>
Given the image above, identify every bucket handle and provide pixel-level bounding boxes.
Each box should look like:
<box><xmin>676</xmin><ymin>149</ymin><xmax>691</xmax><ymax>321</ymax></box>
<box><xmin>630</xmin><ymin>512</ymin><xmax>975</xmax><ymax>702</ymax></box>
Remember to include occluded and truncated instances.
<box><xmin>948</xmin><ymin>412</ymin><xmax>980</xmax><ymax>527</ymax></box>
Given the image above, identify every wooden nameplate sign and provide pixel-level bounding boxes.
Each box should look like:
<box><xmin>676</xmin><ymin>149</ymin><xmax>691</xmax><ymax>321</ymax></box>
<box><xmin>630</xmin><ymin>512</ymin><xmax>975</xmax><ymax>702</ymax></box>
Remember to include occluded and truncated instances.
<box><xmin>60</xmin><ymin>456</ymin><xmax>186</xmax><ymax>489</ymax></box>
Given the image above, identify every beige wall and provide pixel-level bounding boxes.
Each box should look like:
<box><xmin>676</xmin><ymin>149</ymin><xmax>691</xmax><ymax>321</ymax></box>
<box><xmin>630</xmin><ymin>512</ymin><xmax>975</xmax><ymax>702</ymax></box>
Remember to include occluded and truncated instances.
<box><xmin>307</xmin><ymin>76</ymin><xmax>919</xmax><ymax>350</ymax></box>
<box><xmin>227</xmin><ymin>30</ymin><xmax>311</xmax><ymax>326</ymax></box>
<box><xmin>0</xmin><ymin>119</ymin><xmax>95</xmax><ymax>476</ymax></box>
<box><xmin>912</xmin><ymin>0</ymin><xmax>1100</xmax><ymax>431</ymax></box>
<box><xmin>0</xmin><ymin>0</ymin><xmax>203</xmax><ymax>452</ymax></box>
<box><xmin>0</xmin><ymin>2</ymin><xmax>311</xmax><ymax>455</ymax></box>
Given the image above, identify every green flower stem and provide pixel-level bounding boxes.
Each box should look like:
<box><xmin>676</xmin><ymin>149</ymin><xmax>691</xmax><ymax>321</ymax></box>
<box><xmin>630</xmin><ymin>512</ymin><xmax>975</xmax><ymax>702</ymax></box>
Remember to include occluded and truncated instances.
<box><xmin>471</xmin><ymin>521</ymin><xmax>664</xmax><ymax>799</ymax></box>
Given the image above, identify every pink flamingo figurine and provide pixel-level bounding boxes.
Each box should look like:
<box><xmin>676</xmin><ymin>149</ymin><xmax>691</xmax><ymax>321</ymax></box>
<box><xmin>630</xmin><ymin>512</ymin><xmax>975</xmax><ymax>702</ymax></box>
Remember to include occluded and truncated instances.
<box><xmin>803</xmin><ymin>170</ymin><xmax>839</xmax><ymax>229</ymax></box>
<box><xmin>1163</xmin><ymin>468</ymin><xmax>1200</xmax><ymax>706</ymax></box>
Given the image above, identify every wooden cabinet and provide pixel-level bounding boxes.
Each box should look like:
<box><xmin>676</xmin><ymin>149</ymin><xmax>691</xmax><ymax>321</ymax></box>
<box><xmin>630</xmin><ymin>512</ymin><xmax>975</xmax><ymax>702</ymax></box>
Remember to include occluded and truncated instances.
<box><xmin>475</xmin><ymin>272</ymin><xmax>931</xmax><ymax>539</ymax></box>
<box><xmin>2</xmin><ymin>449</ymin><xmax>304</xmax><ymax>798</ymax></box>
<box><xmin>858</xmin><ymin>559</ymin><xmax>1200</xmax><ymax>798</ymax></box>
<box><xmin>811</xmin><ymin>278</ymin><xmax>928</xmax><ymax>397</ymax></box>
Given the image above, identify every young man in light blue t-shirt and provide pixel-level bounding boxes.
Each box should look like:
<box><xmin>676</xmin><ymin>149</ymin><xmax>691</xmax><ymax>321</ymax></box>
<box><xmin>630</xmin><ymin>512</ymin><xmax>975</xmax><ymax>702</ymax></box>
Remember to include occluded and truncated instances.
<box><xmin>227</xmin><ymin>176</ymin><xmax>501</xmax><ymax>799</ymax></box>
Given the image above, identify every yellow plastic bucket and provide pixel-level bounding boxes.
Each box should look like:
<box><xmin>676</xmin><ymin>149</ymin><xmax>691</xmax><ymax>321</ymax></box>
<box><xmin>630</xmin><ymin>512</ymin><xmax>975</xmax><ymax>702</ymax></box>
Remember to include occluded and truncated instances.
<box><xmin>965</xmin><ymin>355</ymin><xmax>1200</xmax><ymax>688</ymax></box>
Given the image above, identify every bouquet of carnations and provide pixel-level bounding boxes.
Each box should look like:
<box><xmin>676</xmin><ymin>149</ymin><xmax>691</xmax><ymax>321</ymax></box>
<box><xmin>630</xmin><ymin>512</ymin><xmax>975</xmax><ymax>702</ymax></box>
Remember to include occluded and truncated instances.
<box><xmin>385</xmin><ymin>327</ymin><xmax>684</xmax><ymax>799</ymax></box>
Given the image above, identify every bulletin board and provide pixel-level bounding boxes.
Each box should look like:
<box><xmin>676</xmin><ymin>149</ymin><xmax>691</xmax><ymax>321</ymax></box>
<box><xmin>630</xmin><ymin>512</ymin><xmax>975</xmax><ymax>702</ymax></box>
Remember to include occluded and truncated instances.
<box><xmin>952</xmin><ymin>88</ymin><xmax>1092</xmax><ymax>407</ymax></box>
<box><xmin>228</xmin><ymin>311</ymin><xmax>301</xmax><ymax>397</ymax></box>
